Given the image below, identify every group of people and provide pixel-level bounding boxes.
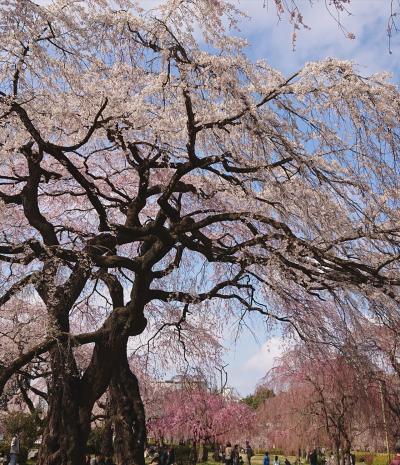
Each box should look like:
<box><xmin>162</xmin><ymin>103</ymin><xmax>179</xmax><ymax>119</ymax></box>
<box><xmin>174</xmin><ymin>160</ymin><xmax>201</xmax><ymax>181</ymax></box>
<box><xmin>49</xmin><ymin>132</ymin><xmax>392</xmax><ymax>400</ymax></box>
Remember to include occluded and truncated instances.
<box><xmin>220</xmin><ymin>442</ymin><xmax>294</xmax><ymax>465</ymax></box>
<box><xmin>308</xmin><ymin>448</ymin><xmax>356</xmax><ymax>465</ymax></box>
<box><xmin>5</xmin><ymin>436</ymin><xmax>400</xmax><ymax>465</ymax></box>
<box><xmin>263</xmin><ymin>451</ymin><xmax>292</xmax><ymax>465</ymax></box>
<box><xmin>220</xmin><ymin>441</ymin><xmax>254</xmax><ymax>465</ymax></box>
<box><xmin>3</xmin><ymin>432</ymin><xmax>116</xmax><ymax>465</ymax></box>
<box><xmin>84</xmin><ymin>455</ymin><xmax>115</xmax><ymax>465</ymax></box>
<box><xmin>146</xmin><ymin>444</ymin><xmax>176</xmax><ymax>465</ymax></box>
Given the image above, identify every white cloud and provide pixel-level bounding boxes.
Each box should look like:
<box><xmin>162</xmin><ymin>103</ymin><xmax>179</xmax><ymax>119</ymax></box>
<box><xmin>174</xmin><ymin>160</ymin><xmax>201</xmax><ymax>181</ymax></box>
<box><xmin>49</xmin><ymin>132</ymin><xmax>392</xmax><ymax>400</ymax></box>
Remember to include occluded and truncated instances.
<box><xmin>226</xmin><ymin>334</ymin><xmax>290</xmax><ymax>396</ymax></box>
<box><xmin>244</xmin><ymin>336</ymin><xmax>286</xmax><ymax>373</ymax></box>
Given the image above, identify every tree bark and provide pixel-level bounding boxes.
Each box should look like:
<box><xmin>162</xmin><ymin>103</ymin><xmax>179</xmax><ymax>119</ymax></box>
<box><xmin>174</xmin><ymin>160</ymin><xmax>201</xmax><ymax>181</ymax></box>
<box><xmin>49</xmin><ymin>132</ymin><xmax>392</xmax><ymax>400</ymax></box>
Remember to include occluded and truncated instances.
<box><xmin>334</xmin><ymin>441</ymin><xmax>341</xmax><ymax>465</ymax></box>
<box><xmin>101</xmin><ymin>406</ymin><xmax>114</xmax><ymax>458</ymax></box>
<box><xmin>190</xmin><ymin>442</ymin><xmax>198</xmax><ymax>465</ymax></box>
<box><xmin>201</xmin><ymin>443</ymin><xmax>209</xmax><ymax>462</ymax></box>
<box><xmin>110</xmin><ymin>356</ymin><xmax>146</xmax><ymax>465</ymax></box>
<box><xmin>343</xmin><ymin>439</ymin><xmax>352</xmax><ymax>465</ymax></box>
<box><xmin>212</xmin><ymin>443</ymin><xmax>220</xmax><ymax>462</ymax></box>
<box><xmin>340</xmin><ymin>446</ymin><xmax>345</xmax><ymax>465</ymax></box>
<box><xmin>37</xmin><ymin>343</ymin><xmax>89</xmax><ymax>465</ymax></box>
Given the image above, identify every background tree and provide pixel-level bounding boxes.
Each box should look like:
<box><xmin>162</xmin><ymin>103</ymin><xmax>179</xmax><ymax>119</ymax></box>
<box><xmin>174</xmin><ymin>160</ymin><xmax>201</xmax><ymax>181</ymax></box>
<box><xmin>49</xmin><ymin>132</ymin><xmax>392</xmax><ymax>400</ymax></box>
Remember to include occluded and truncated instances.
<box><xmin>242</xmin><ymin>386</ymin><xmax>275</xmax><ymax>410</ymax></box>
<box><xmin>148</xmin><ymin>386</ymin><xmax>255</xmax><ymax>460</ymax></box>
<box><xmin>258</xmin><ymin>342</ymin><xmax>384</xmax><ymax>461</ymax></box>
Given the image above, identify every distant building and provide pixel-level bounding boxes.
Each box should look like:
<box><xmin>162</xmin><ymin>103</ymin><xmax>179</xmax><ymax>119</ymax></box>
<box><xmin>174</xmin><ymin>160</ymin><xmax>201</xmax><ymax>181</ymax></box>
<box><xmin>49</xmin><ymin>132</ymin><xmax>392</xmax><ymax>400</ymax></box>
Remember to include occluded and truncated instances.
<box><xmin>221</xmin><ymin>386</ymin><xmax>236</xmax><ymax>399</ymax></box>
<box><xmin>159</xmin><ymin>373</ymin><xmax>208</xmax><ymax>391</ymax></box>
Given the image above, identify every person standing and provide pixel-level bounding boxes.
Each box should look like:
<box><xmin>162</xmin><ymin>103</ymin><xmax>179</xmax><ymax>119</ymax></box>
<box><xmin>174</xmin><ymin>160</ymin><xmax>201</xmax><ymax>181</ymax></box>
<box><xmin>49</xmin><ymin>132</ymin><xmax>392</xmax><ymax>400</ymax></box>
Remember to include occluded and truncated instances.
<box><xmin>8</xmin><ymin>433</ymin><xmax>20</xmax><ymax>465</ymax></box>
<box><xmin>225</xmin><ymin>442</ymin><xmax>233</xmax><ymax>465</ymax></box>
<box><xmin>309</xmin><ymin>450</ymin><xmax>318</xmax><ymax>465</ymax></box>
<box><xmin>245</xmin><ymin>441</ymin><xmax>254</xmax><ymax>465</ymax></box>
<box><xmin>159</xmin><ymin>445</ymin><xmax>168</xmax><ymax>465</ymax></box>
<box><xmin>264</xmin><ymin>452</ymin><xmax>270</xmax><ymax>465</ymax></box>
<box><xmin>389</xmin><ymin>443</ymin><xmax>400</xmax><ymax>465</ymax></box>
<box><xmin>327</xmin><ymin>452</ymin><xmax>335</xmax><ymax>465</ymax></box>
<box><xmin>166</xmin><ymin>446</ymin><xmax>175</xmax><ymax>465</ymax></box>
<box><xmin>274</xmin><ymin>456</ymin><xmax>280</xmax><ymax>465</ymax></box>
<box><xmin>232</xmin><ymin>445</ymin><xmax>240</xmax><ymax>465</ymax></box>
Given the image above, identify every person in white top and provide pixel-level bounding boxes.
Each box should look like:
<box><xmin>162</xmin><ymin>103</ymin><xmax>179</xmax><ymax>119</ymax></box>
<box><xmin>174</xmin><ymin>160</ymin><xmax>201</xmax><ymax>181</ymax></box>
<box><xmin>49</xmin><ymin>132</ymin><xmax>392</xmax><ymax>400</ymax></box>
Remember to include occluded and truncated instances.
<box><xmin>327</xmin><ymin>454</ymin><xmax>334</xmax><ymax>465</ymax></box>
<box><xmin>8</xmin><ymin>433</ymin><xmax>20</xmax><ymax>465</ymax></box>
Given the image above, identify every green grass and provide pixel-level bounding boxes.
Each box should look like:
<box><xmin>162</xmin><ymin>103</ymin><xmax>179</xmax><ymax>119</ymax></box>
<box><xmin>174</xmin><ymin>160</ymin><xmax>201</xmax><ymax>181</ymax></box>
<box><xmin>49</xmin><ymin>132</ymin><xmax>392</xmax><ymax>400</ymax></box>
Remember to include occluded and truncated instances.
<box><xmin>354</xmin><ymin>452</ymin><xmax>392</xmax><ymax>465</ymax></box>
<box><xmin>251</xmin><ymin>455</ymin><xmax>297</xmax><ymax>464</ymax></box>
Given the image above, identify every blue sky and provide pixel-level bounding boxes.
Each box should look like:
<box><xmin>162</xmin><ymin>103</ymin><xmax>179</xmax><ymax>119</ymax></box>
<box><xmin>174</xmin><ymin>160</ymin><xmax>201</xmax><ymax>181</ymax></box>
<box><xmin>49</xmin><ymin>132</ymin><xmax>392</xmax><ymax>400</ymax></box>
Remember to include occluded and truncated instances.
<box><xmin>237</xmin><ymin>0</ymin><xmax>400</xmax><ymax>75</ymax></box>
<box><xmin>223</xmin><ymin>0</ymin><xmax>400</xmax><ymax>396</ymax></box>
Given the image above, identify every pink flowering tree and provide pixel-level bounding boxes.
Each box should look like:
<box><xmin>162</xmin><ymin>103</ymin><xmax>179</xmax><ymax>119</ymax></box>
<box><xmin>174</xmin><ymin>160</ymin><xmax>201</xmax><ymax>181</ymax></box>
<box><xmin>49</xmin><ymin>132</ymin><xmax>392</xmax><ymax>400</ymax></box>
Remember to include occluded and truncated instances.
<box><xmin>148</xmin><ymin>387</ymin><xmax>255</xmax><ymax>455</ymax></box>
<box><xmin>1</xmin><ymin>1</ymin><xmax>400</xmax><ymax>464</ymax></box>
<box><xmin>259</xmin><ymin>343</ymin><xmax>382</xmax><ymax>463</ymax></box>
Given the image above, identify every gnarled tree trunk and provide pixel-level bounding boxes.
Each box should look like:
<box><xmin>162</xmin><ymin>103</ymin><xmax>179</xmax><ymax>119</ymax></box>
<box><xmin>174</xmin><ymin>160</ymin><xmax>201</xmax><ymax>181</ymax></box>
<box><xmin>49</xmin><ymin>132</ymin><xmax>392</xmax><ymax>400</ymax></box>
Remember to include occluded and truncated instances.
<box><xmin>38</xmin><ymin>302</ymin><xmax>147</xmax><ymax>465</ymax></box>
<box><xmin>110</xmin><ymin>355</ymin><xmax>146</xmax><ymax>465</ymax></box>
<box><xmin>38</xmin><ymin>342</ymin><xmax>90</xmax><ymax>465</ymax></box>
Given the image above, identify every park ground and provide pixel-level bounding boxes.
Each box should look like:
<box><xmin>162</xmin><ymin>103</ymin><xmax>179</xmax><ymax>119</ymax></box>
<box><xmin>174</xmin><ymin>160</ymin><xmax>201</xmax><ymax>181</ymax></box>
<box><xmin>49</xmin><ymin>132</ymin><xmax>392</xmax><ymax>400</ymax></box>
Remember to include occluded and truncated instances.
<box><xmin>21</xmin><ymin>451</ymin><xmax>392</xmax><ymax>465</ymax></box>
<box><xmin>194</xmin><ymin>453</ymin><xmax>392</xmax><ymax>465</ymax></box>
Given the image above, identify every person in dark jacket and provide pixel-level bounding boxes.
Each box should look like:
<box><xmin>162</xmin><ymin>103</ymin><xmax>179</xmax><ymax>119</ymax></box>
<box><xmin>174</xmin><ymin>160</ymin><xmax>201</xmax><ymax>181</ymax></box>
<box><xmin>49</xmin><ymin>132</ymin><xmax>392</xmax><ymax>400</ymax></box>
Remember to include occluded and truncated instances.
<box><xmin>309</xmin><ymin>450</ymin><xmax>318</xmax><ymax>465</ymax></box>
<box><xmin>159</xmin><ymin>445</ymin><xmax>168</xmax><ymax>465</ymax></box>
<box><xmin>245</xmin><ymin>442</ymin><xmax>254</xmax><ymax>465</ymax></box>
<box><xmin>232</xmin><ymin>445</ymin><xmax>240</xmax><ymax>465</ymax></box>
<box><xmin>166</xmin><ymin>447</ymin><xmax>175</xmax><ymax>465</ymax></box>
